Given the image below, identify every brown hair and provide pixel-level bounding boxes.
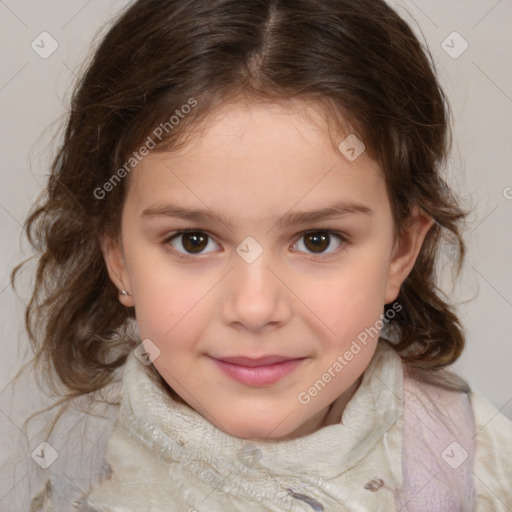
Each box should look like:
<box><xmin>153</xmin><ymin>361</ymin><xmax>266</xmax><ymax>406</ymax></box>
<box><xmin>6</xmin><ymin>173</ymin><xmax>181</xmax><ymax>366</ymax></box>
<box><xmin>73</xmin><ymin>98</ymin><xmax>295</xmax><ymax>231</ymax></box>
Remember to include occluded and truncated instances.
<box><xmin>11</xmin><ymin>0</ymin><xmax>469</xmax><ymax>428</ymax></box>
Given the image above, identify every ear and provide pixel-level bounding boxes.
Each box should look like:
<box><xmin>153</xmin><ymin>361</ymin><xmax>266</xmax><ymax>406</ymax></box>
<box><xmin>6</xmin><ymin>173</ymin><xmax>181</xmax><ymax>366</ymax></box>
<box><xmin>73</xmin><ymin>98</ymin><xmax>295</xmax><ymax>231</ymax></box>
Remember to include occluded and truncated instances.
<box><xmin>384</xmin><ymin>209</ymin><xmax>434</xmax><ymax>304</ymax></box>
<box><xmin>100</xmin><ymin>234</ymin><xmax>135</xmax><ymax>307</ymax></box>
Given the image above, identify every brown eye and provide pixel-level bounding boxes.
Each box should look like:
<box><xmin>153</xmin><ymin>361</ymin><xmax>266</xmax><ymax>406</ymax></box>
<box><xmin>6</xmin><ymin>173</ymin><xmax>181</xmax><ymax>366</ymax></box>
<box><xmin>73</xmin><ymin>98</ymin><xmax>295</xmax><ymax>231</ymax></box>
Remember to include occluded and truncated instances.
<box><xmin>182</xmin><ymin>232</ymin><xmax>208</xmax><ymax>253</ymax></box>
<box><xmin>168</xmin><ymin>231</ymin><xmax>218</xmax><ymax>255</ymax></box>
<box><xmin>304</xmin><ymin>232</ymin><xmax>330</xmax><ymax>253</ymax></box>
<box><xmin>294</xmin><ymin>231</ymin><xmax>344</xmax><ymax>255</ymax></box>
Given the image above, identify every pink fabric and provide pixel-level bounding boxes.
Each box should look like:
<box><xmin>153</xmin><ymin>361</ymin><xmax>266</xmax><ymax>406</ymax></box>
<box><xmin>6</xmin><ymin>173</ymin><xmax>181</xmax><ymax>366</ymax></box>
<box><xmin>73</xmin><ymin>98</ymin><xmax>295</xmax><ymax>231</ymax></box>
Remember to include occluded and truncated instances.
<box><xmin>397</xmin><ymin>369</ymin><xmax>476</xmax><ymax>511</ymax></box>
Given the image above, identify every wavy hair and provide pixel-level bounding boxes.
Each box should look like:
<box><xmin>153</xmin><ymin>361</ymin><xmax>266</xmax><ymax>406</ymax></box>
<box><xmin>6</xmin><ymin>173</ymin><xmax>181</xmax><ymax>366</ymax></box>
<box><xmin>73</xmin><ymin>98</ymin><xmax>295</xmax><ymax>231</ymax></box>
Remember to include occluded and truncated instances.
<box><xmin>11</xmin><ymin>0</ymin><xmax>469</xmax><ymax>430</ymax></box>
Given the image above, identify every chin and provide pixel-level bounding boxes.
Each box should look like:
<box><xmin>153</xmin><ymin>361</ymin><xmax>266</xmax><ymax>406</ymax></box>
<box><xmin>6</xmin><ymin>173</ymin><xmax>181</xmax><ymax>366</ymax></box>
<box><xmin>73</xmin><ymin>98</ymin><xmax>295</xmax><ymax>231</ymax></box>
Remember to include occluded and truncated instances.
<box><xmin>211</xmin><ymin>411</ymin><xmax>304</xmax><ymax>441</ymax></box>
<box><xmin>213</xmin><ymin>419</ymin><xmax>275</xmax><ymax>440</ymax></box>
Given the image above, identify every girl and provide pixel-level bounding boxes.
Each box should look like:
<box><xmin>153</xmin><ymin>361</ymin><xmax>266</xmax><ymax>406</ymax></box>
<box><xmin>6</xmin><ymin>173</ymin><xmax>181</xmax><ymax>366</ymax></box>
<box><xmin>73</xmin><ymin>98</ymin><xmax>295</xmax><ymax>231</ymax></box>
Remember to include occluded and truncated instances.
<box><xmin>4</xmin><ymin>0</ymin><xmax>512</xmax><ymax>510</ymax></box>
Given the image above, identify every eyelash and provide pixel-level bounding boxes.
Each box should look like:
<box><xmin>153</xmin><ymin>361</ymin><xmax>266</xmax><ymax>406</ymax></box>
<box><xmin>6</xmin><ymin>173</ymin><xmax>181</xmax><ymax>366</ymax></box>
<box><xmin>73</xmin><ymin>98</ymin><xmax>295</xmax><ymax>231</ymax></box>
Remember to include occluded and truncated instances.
<box><xmin>162</xmin><ymin>229</ymin><xmax>348</xmax><ymax>260</ymax></box>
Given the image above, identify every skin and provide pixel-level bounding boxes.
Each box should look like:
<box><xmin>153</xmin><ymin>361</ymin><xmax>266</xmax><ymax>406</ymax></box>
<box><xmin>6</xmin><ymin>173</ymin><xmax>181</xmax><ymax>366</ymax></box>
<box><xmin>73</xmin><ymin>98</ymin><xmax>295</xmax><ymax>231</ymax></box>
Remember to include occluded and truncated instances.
<box><xmin>101</xmin><ymin>98</ymin><xmax>433</xmax><ymax>441</ymax></box>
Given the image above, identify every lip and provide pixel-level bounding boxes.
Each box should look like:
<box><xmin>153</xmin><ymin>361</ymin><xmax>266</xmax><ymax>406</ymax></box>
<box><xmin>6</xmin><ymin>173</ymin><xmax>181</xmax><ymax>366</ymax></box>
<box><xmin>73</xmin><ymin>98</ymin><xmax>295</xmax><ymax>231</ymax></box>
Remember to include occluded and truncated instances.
<box><xmin>216</xmin><ymin>355</ymin><xmax>299</xmax><ymax>367</ymax></box>
<box><xmin>210</xmin><ymin>355</ymin><xmax>306</xmax><ymax>386</ymax></box>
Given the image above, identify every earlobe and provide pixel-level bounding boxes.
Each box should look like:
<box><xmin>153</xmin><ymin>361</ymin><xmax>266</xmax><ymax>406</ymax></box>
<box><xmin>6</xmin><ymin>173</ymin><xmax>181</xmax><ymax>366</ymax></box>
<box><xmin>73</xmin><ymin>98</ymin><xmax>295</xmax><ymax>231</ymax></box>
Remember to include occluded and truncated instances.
<box><xmin>99</xmin><ymin>234</ymin><xmax>135</xmax><ymax>307</ymax></box>
<box><xmin>384</xmin><ymin>209</ymin><xmax>434</xmax><ymax>304</ymax></box>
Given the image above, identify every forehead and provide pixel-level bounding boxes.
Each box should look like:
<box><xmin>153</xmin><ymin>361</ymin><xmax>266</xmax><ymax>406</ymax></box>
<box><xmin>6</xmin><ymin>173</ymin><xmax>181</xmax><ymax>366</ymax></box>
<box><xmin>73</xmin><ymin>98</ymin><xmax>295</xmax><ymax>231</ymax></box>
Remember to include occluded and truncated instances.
<box><xmin>167</xmin><ymin>96</ymin><xmax>358</xmax><ymax>158</ymax></box>
<box><xmin>123</xmin><ymin>99</ymin><xmax>388</xmax><ymax>225</ymax></box>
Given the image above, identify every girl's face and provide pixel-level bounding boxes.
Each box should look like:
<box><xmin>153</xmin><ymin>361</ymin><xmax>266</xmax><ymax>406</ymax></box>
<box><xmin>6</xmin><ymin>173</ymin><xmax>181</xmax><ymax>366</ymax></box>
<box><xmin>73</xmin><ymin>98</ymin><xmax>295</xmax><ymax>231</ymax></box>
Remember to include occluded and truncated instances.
<box><xmin>102</xmin><ymin>99</ymin><xmax>432</xmax><ymax>440</ymax></box>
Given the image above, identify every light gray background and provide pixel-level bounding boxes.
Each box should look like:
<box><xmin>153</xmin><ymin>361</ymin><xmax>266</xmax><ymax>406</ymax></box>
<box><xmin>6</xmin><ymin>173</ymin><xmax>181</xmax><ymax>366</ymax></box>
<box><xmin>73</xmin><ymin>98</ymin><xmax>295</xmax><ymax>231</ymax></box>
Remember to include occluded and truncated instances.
<box><xmin>1</xmin><ymin>0</ymin><xmax>511</xmax><ymax>426</ymax></box>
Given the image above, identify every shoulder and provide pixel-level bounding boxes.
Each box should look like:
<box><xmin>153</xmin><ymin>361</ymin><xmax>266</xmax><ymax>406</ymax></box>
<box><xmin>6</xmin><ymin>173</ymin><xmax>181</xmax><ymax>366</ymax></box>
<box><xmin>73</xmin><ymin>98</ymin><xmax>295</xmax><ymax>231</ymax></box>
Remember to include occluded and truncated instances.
<box><xmin>399</xmin><ymin>369</ymin><xmax>476</xmax><ymax>509</ymax></box>
<box><xmin>469</xmin><ymin>391</ymin><xmax>512</xmax><ymax>511</ymax></box>
<box><xmin>26</xmin><ymin>382</ymin><xmax>123</xmax><ymax>512</ymax></box>
<box><xmin>402</xmin><ymin>371</ymin><xmax>512</xmax><ymax>510</ymax></box>
<box><xmin>402</xmin><ymin>366</ymin><xmax>474</xmax><ymax>437</ymax></box>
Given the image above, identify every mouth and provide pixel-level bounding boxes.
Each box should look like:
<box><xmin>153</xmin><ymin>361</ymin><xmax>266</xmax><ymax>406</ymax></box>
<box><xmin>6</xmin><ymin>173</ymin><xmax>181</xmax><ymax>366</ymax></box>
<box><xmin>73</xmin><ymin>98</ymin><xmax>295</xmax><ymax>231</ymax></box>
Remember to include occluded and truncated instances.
<box><xmin>209</xmin><ymin>355</ymin><xmax>306</xmax><ymax>386</ymax></box>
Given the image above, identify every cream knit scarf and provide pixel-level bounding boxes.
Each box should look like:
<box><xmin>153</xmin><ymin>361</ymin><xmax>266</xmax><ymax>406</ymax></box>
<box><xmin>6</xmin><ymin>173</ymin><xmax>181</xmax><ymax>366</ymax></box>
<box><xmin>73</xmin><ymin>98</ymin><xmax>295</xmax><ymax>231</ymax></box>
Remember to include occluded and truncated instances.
<box><xmin>71</xmin><ymin>341</ymin><xmax>474</xmax><ymax>511</ymax></box>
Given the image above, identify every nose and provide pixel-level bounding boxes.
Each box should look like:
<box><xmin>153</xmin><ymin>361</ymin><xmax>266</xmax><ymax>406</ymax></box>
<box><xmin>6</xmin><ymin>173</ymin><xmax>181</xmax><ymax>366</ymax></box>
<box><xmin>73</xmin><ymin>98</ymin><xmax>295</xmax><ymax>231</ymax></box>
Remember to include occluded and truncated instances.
<box><xmin>221</xmin><ymin>252</ymin><xmax>292</xmax><ymax>333</ymax></box>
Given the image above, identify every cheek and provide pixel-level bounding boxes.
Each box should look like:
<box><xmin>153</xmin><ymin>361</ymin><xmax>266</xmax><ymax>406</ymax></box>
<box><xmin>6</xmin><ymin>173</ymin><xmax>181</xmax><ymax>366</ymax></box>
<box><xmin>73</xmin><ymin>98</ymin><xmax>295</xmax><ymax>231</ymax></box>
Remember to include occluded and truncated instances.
<box><xmin>126</xmin><ymin>248</ymin><xmax>213</xmax><ymax>349</ymax></box>
<box><xmin>304</xmin><ymin>254</ymin><xmax>391</xmax><ymax>349</ymax></box>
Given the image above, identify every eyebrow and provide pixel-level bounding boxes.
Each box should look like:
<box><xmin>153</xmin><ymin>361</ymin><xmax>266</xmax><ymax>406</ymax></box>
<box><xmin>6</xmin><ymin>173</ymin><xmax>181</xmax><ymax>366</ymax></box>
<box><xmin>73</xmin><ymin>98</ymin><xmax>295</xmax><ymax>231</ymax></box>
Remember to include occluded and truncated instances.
<box><xmin>141</xmin><ymin>200</ymin><xmax>373</xmax><ymax>228</ymax></box>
